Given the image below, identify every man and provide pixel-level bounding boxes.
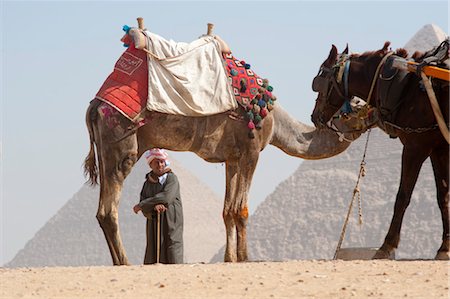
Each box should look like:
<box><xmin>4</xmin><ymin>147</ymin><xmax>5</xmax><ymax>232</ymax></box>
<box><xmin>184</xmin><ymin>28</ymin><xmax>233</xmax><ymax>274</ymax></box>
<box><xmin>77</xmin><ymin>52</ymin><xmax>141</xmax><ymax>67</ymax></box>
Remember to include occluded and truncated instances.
<box><xmin>133</xmin><ymin>148</ymin><xmax>184</xmax><ymax>264</ymax></box>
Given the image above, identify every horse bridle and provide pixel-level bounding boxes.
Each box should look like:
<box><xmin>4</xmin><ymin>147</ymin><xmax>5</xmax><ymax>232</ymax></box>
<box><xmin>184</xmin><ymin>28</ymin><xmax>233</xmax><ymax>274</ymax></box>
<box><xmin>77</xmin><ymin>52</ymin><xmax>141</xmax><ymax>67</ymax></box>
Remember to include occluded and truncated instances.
<box><xmin>312</xmin><ymin>54</ymin><xmax>352</xmax><ymax>111</ymax></box>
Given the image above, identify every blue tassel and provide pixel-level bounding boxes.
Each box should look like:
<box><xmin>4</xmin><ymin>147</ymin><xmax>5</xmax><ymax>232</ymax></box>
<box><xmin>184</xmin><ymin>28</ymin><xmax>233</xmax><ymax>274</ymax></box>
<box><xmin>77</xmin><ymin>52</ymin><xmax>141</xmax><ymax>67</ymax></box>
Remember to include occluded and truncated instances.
<box><xmin>244</xmin><ymin>63</ymin><xmax>251</xmax><ymax>69</ymax></box>
<box><xmin>122</xmin><ymin>25</ymin><xmax>131</xmax><ymax>34</ymax></box>
<box><xmin>258</xmin><ymin>99</ymin><xmax>266</xmax><ymax>108</ymax></box>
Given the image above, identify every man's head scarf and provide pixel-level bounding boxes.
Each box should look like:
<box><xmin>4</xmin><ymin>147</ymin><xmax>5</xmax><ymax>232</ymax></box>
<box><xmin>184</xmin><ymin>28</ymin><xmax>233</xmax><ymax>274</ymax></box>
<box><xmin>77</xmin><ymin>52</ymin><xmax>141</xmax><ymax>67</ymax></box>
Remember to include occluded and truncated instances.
<box><xmin>145</xmin><ymin>148</ymin><xmax>169</xmax><ymax>165</ymax></box>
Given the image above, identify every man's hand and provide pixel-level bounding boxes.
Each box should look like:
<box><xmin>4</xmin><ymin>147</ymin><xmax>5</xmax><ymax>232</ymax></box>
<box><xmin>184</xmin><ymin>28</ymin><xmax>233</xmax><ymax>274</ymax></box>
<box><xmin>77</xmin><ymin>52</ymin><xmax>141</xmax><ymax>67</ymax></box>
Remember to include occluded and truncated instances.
<box><xmin>154</xmin><ymin>204</ymin><xmax>167</xmax><ymax>213</ymax></box>
<box><xmin>133</xmin><ymin>204</ymin><xmax>142</xmax><ymax>214</ymax></box>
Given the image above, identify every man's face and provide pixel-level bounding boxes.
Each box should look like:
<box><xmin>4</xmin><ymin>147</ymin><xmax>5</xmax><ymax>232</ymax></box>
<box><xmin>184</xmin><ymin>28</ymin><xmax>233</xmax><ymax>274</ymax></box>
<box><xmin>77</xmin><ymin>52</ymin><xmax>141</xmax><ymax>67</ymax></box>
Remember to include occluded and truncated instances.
<box><xmin>150</xmin><ymin>158</ymin><xmax>166</xmax><ymax>175</ymax></box>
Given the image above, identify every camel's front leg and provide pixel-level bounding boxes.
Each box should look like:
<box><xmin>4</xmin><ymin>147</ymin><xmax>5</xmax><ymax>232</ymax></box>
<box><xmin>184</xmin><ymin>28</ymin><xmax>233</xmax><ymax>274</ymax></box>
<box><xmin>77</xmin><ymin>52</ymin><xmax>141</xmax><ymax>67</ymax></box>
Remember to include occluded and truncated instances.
<box><xmin>223</xmin><ymin>155</ymin><xmax>258</xmax><ymax>262</ymax></box>
<box><xmin>235</xmin><ymin>204</ymin><xmax>249</xmax><ymax>262</ymax></box>
<box><xmin>223</xmin><ymin>162</ymin><xmax>238</xmax><ymax>262</ymax></box>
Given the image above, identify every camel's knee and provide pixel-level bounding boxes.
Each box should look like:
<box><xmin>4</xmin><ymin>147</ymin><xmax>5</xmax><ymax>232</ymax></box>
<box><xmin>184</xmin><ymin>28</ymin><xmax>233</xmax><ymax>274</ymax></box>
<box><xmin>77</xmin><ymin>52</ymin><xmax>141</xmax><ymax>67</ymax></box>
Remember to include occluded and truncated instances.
<box><xmin>120</xmin><ymin>153</ymin><xmax>137</xmax><ymax>177</ymax></box>
<box><xmin>96</xmin><ymin>211</ymin><xmax>119</xmax><ymax>231</ymax></box>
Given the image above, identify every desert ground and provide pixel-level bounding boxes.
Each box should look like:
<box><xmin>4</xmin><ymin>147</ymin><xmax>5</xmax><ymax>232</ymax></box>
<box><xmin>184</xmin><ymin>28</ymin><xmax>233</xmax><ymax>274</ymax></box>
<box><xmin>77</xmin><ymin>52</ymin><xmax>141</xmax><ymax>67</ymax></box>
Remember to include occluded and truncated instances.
<box><xmin>1</xmin><ymin>260</ymin><xmax>448</xmax><ymax>299</ymax></box>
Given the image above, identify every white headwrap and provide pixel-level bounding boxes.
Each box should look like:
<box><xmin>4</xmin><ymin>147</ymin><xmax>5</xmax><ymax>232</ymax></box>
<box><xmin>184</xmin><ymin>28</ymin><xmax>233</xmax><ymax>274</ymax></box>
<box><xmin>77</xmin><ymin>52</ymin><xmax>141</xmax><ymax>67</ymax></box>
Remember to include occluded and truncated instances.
<box><xmin>144</xmin><ymin>148</ymin><xmax>169</xmax><ymax>165</ymax></box>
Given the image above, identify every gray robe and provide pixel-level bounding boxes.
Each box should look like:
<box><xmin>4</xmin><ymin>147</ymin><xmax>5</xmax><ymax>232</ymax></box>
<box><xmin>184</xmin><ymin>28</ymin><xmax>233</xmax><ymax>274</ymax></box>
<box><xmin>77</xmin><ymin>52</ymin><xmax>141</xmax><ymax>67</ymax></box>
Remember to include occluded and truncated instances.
<box><xmin>138</xmin><ymin>171</ymin><xmax>183</xmax><ymax>264</ymax></box>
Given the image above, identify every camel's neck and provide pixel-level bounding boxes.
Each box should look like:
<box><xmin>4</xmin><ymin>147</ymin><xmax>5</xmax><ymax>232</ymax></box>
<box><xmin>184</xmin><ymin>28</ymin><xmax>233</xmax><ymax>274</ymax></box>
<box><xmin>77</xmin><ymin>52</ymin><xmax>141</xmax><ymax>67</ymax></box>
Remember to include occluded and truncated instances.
<box><xmin>270</xmin><ymin>105</ymin><xmax>352</xmax><ymax>159</ymax></box>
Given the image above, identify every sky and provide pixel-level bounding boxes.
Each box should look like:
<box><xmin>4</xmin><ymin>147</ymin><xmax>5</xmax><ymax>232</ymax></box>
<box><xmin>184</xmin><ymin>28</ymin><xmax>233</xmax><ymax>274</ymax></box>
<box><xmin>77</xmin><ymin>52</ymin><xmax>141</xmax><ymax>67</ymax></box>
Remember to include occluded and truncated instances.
<box><xmin>1</xmin><ymin>0</ymin><xmax>448</xmax><ymax>265</ymax></box>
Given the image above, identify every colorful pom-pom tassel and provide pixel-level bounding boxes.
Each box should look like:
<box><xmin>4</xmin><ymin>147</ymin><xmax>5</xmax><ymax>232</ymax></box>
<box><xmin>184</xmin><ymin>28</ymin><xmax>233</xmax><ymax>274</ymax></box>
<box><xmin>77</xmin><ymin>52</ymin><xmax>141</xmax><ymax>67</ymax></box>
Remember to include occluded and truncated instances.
<box><xmin>122</xmin><ymin>25</ymin><xmax>131</xmax><ymax>34</ymax></box>
<box><xmin>244</xmin><ymin>63</ymin><xmax>251</xmax><ymax>69</ymax></box>
<box><xmin>258</xmin><ymin>99</ymin><xmax>266</xmax><ymax>108</ymax></box>
<box><xmin>260</xmin><ymin>107</ymin><xmax>268</xmax><ymax>118</ymax></box>
<box><xmin>248</xmin><ymin>120</ymin><xmax>256</xmax><ymax>130</ymax></box>
<box><xmin>254</xmin><ymin>115</ymin><xmax>262</xmax><ymax>123</ymax></box>
<box><xmin>247</xmin><ymin>111</ymin><xmax>254</xmax><ymax>120</ymax></box>
<box><xmin>253</xmin><ymin>104</ymin><xmax>261</xmax><ymax>114</ymax></box>
<box><xmin>267</xmin><ymin>103</ymin><xmax>274</xmax><ymax>111</ymax></box>
<box><xmin>267</xmin><ymin>85</ymin><xmax>274</xmax><ymax>92</ymax></box>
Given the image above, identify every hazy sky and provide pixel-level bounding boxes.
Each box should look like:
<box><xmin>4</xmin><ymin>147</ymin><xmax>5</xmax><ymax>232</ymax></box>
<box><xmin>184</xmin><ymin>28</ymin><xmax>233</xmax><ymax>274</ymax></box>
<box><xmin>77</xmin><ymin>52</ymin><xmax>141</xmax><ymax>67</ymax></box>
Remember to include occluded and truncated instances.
<box><xmin>1</xmin><ymin>0</ymin><xmax>448</xmax><ymax>265</ymax></box>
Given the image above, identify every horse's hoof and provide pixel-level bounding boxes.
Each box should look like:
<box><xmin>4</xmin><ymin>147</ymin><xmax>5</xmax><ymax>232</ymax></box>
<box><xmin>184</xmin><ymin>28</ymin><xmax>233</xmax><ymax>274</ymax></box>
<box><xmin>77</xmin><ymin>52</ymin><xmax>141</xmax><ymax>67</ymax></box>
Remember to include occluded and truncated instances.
<box><xmin>435</xmin><ymin>251</ymin><xmax>450</xmax><ymax>260</ymax></box>
<box><xmin>373</xmin><ymin>249</ymin><xmax>392</xmax><ymax>259</ymax></box>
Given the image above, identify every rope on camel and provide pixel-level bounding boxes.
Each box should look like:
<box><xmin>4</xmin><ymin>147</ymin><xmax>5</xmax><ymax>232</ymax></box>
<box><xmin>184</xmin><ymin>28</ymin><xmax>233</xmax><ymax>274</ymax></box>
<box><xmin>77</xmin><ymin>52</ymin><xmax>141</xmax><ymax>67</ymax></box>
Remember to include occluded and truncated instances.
<box><xmin>333</xmin><ymin>128</ymin><xmax>371</xmax><ymax>260</ymax></box>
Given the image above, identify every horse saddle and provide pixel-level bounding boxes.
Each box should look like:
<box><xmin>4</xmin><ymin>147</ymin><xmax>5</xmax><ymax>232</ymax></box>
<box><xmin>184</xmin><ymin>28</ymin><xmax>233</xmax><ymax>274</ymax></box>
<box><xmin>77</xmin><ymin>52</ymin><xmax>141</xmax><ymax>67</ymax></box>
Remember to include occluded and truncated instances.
<box><xmin>377</xmin><ymin>55</ymin><xmax>413</xmax><ymax>137</ymax></box>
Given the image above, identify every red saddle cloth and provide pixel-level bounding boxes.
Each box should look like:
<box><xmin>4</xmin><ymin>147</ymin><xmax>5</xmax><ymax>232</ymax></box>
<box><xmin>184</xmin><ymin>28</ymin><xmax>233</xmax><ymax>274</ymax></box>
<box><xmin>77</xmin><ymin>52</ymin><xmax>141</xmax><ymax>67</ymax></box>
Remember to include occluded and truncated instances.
<box><xmin>96</xmin><ymin>46</ymin><xmax>148</xmax><ymax>121</ymax></box>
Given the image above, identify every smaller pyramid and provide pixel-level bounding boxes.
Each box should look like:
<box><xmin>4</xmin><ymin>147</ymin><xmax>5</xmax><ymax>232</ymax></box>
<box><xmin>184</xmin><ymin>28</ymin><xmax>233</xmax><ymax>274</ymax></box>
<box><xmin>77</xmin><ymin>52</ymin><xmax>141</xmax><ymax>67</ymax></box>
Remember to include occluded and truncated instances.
<box><xmin>404</xmin><ymin>24</ymin><xmax>448</xmax><ymax>55</ymax></box>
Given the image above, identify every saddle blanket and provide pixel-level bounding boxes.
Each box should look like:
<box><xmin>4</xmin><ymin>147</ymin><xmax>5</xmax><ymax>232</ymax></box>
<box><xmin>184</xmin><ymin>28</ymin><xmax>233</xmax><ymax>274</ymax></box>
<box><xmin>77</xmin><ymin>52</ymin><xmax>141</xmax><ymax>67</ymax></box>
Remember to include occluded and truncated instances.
<box><xmin>96</xmin><ymin>31</ymin><xmax>238</xmax><ymax>121</ymax></box>
<box><xmin>96</xmin><ymin>45</ymin><xmax>148</xmax><ymax>121</ymax></box>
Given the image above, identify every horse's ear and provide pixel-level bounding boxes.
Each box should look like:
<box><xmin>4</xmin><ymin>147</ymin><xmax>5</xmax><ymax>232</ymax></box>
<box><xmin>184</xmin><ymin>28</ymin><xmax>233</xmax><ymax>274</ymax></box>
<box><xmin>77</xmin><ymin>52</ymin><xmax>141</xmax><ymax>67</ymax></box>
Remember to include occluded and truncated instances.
<box><xmin>343</xmin><ymin>43</ymin><xmax>349</xmax><ymax>55</ymax></box>
<box><xmin>381</xmin><ymin>41</ymin><xmax>391</xmax><ymax>53</ymax></box>
<box><xmin>326</xmin><ymin>44</ymin><xmax>338</xmax><ymax>65</ymax></box>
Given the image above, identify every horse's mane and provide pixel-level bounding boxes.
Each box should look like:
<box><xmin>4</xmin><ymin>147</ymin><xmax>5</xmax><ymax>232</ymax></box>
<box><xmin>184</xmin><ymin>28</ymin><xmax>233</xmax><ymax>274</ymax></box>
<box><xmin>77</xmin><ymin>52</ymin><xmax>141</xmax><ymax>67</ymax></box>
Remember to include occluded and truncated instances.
<box><xmin>350</xmin><ymin>41</ymin><xmax>408</xmax><ymax>59</ymax></box>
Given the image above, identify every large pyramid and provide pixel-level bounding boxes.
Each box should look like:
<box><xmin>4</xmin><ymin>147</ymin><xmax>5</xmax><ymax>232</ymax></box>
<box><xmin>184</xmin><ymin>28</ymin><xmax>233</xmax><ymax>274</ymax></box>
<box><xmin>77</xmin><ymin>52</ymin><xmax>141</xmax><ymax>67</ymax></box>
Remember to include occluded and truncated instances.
<box><xmin>211</xmin><ymin>24</ymin><xmax>447</xmax><ymax>262</ymax></box>
<box><xmin>6</xmin><ymin>158</ymin><xmax>225</xmax><ymax>267</ymax></box>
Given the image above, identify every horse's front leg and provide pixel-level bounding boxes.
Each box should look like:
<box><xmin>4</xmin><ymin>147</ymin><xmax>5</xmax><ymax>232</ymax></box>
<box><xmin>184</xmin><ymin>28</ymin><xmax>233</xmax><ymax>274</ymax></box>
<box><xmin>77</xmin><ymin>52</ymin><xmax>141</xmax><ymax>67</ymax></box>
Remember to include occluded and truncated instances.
<box><xmin>431</xmin><ymin>144</ymin><xmax>450</xmax><ymax>260</ymax></box>
<box><xmin>374</xmin><ymin>145</ymin><xmax>428</xmax><ymax>259</ymax></box>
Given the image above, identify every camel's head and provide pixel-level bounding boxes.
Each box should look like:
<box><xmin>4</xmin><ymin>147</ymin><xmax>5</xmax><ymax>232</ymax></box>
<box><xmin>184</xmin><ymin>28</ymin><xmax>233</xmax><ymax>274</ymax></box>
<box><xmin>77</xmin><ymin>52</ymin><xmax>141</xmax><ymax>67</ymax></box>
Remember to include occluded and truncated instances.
<box><xmin>311</xmin><ymin>44</ymin><xmax>349</xmax><ymax>128</ymax></box>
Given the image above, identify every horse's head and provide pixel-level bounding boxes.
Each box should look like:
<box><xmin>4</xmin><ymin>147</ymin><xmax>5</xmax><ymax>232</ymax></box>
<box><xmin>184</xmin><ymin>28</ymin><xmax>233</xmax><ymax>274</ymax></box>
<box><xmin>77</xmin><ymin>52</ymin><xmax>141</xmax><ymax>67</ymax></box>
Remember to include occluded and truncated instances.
<box><xmin>311</xmin><ymin>42</ymin><xmax>393</xmax><ymax>129</ymax></box>
<box><xmin>311</xmin><ymin>44</ymin><xmax>350</xmax><ymax>128</ymax></box>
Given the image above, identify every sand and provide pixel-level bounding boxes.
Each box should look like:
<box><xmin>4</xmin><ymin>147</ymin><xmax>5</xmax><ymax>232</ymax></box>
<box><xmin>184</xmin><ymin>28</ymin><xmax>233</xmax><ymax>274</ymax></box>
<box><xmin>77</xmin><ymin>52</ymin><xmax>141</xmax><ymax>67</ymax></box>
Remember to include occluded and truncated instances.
<box><xmin>1</xmin><ymin>260</ymin><xmax>448</xmax><ymax>299</ymax></box>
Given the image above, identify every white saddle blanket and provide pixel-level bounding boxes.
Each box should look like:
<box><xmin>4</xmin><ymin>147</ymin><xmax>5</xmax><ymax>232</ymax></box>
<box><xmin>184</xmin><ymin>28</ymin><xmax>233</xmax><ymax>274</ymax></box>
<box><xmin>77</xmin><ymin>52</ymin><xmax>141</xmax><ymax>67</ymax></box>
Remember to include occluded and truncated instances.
<box><xmin>143</xmin><ymin>31</ymin><xmax>237</xmax><ymax>116</ymax></box>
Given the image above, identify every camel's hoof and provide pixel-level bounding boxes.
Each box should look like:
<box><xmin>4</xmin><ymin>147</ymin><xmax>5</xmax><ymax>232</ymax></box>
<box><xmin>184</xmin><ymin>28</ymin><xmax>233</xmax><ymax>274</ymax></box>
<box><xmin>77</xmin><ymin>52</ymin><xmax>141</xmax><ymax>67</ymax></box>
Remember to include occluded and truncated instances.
<box><xmin>373</xmin><ymin>249</ymin><xmax>392</xmax><ymax>259</ymax></box>
<box><xmin>435</xmin><ymin>251</ymin><xmax>450</xmax><ymax>260</ymax></box>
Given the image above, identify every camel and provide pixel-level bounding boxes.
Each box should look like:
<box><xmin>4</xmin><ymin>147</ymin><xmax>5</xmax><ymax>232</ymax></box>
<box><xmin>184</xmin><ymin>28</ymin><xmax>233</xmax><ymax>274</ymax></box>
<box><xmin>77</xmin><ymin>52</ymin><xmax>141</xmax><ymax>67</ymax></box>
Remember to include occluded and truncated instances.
<box><xmin>84</xmin><ymin>97</ymin><xmax>364</xmax><ymax>265</ymax></box>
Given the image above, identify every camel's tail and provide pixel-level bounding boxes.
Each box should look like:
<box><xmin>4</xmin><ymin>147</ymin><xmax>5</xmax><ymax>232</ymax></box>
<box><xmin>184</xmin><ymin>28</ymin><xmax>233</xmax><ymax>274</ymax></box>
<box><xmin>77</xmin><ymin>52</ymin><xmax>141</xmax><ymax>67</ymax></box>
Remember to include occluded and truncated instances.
<box><xmin>84</xmin><ymin>100</ymin><xmax>100</xmax><ymax>185</ymax></box>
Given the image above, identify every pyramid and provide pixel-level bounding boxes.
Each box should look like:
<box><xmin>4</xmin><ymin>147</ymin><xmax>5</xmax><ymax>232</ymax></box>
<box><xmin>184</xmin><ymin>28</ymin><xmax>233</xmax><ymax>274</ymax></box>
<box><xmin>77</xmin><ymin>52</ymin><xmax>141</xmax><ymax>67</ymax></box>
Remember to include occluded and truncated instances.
<box><xmin>6</xmin><ymin>157</ymin><xmax>225</xmax><ymax>267</ymax></box>
<box><xmin>211</xmin><ymin>24</ymin><xmax>447</xmax><ymax>262</ymax></box>
<box><xmin>404</xmin><ymin>24</ymin><xmax>448</xmax><ymax>55</ymax></box>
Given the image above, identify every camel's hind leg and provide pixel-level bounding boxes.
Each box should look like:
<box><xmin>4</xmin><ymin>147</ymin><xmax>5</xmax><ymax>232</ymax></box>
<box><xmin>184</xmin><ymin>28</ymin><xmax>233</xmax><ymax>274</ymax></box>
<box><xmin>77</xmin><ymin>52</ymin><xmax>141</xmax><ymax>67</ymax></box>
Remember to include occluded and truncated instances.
<box><xmin>430</xmin><ymin>144</ymin><xmax>450</xmax><ymax>260</ymax></box>
<box><xmin>94</xmin><ymin>107</ymin><xmax>138</xmax><ymax>265</ymax></box>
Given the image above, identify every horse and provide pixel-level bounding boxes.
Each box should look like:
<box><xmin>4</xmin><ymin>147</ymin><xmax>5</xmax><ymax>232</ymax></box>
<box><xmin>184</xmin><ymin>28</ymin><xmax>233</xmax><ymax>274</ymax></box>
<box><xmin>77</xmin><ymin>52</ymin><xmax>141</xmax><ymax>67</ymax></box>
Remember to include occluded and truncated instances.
<box><xmin>310</xmin><ymin>41</ymin><xmax>449</xmax><ymax>259</ymax></box>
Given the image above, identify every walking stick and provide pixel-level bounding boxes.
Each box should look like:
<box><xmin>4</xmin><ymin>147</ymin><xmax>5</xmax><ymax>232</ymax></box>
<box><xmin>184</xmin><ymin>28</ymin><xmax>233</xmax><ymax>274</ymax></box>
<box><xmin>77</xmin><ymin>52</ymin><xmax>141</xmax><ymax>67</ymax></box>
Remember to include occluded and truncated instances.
<box><xmin>156</xmin><ymin>211</ymin><xmax>161</xmax><ymax>264</ymax></box>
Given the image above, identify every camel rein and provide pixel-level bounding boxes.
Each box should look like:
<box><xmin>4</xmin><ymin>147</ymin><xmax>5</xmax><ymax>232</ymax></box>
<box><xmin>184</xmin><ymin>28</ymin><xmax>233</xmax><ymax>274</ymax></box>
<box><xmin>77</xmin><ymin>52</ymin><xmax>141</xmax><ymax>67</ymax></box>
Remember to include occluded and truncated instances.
<box><xmin>333</xmin><ymin>128</ymin><xmax>371</xmax><ymax>259</ymax></box>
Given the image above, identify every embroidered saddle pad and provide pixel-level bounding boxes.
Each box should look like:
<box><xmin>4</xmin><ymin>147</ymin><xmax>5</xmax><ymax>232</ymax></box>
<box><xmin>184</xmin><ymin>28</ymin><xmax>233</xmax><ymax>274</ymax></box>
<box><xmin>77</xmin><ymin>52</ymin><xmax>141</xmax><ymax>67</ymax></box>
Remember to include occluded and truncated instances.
<box><xmin>96</xmin><ymin>46</ymin><xmax>148</xmax><ymax>121</ymax></box>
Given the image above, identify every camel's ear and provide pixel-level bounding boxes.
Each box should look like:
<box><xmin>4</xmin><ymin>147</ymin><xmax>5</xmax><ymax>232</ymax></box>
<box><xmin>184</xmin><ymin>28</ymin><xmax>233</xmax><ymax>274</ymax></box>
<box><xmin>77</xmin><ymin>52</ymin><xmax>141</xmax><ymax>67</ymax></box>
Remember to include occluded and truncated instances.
<box><xmin>326</xmin><ymin>44</ymin><xmax>338</xmax><ymax>66</ymax></box>
<box><xmin>343</xmin><ymin>43</ymin><xmax>349</xmax><ymax>55</ymax></box>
